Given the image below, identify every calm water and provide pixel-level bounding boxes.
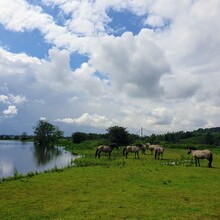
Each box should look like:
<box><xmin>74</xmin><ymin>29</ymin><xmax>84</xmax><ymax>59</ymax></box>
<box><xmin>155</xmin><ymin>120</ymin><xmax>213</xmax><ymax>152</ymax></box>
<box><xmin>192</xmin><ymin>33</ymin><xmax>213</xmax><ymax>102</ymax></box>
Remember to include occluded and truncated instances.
<box><xmin>0</xmin><ymin>140</ymin><xmax>80</xmax><ymax>178</ymax></box>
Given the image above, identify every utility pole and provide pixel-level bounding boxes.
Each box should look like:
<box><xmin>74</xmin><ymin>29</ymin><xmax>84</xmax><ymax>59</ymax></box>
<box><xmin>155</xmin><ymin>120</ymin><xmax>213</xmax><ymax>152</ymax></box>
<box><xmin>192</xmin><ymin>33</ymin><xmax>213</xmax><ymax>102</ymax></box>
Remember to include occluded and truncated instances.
<box><xmin>141</xmin><ymin>127</ymin><xmax>143</xmax><ymax>137</ymax></box>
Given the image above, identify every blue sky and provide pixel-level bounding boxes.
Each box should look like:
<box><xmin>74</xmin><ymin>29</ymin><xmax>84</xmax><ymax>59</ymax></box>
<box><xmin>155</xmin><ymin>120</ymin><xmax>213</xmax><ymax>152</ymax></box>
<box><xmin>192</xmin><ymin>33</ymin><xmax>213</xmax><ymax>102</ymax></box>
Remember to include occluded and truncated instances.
<box><xmin>0</xmin><ymin>25</ymin><xmax>51</xmax><ymax>58</ymax></box>
<box><xmin>1</xmin><ymin>0</ymin><xmax>220</xmax><ymax>136</ymax></box>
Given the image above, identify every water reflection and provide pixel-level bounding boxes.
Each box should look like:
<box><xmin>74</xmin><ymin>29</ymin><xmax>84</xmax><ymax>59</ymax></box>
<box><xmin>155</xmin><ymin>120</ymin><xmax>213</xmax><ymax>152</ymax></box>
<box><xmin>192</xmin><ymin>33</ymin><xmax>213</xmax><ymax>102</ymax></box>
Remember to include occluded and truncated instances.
<box><xmin>0</xmin><ymin>140</ymin><xmax>79</xmax><ymax>178</ymax></box>
<box><xmin>0</xmin><ymin>159</ymin><xmax>14</xmax><ymax>177</ymax></box>
<box><xmin>33</xmin><ymin>144</ymin><xmax>62</xmax><ymax>166</ymax></box>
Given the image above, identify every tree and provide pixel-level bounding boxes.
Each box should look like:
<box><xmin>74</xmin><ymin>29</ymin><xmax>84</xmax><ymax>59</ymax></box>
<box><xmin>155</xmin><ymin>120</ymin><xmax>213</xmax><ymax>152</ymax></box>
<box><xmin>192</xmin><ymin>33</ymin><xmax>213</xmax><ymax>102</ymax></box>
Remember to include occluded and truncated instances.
<box><xmin>205</xmin><ymin>132</ymin><xmax>214</xmax><ymax>145</ymax></box>
<box><xmin>33</xmin><ymin>120</ymin><xmax>64</xmax><ymax>146</ymax></box>
<box><xmin>20</xmin><ymin>132</ymin><xmax>28</xmax><ymax>141</ymax></box>
<box><xmin>106</xmin><ymin>126</ymin><xmax>131</xmax><ymax>146</ymax></box>
<box><xmin>72</xmin><ymin>132</ymin><xmax>86</xmax><ymax>143</ymax></box>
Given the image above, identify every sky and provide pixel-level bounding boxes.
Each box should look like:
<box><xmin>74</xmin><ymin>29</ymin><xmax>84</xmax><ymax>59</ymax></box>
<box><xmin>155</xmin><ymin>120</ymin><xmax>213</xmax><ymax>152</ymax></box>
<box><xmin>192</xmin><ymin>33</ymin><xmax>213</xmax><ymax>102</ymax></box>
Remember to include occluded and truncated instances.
<box><xmin>0</xmin><ymin>0</ymin><xmax>220</xmax><ymax>136</ymax></box>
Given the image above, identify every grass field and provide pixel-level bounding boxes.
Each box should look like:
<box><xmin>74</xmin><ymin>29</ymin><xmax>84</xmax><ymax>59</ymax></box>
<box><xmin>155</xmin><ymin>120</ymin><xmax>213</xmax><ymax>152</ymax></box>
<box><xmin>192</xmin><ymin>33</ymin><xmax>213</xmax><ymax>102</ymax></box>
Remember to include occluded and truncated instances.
<box><xmin>0</xmin><ymin>147</ymin><xmax>220</xmax><ymax>219</ymax></box>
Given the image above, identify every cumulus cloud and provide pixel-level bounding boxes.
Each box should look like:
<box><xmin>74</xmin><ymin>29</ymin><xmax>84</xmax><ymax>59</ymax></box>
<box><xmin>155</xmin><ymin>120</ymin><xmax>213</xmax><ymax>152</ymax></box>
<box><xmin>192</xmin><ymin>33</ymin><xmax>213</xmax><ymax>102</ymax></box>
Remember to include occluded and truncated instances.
<box><xmin>0</xmin><ymin>94</ymin><xmax>27</xmax><ymax>105</ymax></box>
<box><xmin>0</xmin><ymin>95</ymin><xmax>10</xmax><ymax>104</ymax></box>
<box><xmin>144</xmin><ymin>14</ymin><xmax>165</xmax><ymax>27</ymax></box>
<box><xmin>3</xmin><ymin>105</ymin><xmax>18</xmax><ymax>116</ymax></box>
<box><xmin>0</xmin><ymin>0</ymin><xmax>220</xmax><ymax>135</ymax></box>
<box><xmin>8</xmin><ymin>94</ymin><xmax>27</xmax><ymax>104</ymax></box>
<box><xmin>56</xmin><ymin>113</ymin><xmax>118</xmax><ymax>128</ymax></box>
<box><xmin>0</xmin><ymin>48</ymin><xmax>41</xmax><ymax>76</ymax></box>
<box><xmin>89</xmin><ymin>30</ymin><xmax>170</xmax><ymax>99</ymax></box>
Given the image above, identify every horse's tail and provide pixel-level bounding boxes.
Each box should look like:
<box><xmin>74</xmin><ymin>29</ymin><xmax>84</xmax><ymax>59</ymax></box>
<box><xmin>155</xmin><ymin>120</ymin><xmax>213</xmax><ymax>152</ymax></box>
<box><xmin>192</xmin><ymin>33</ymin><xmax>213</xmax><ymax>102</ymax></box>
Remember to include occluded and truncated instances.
<box><xmin>123</xmin><ymin>147</ymin><xmax>127</xmax><ymax>156</ymax></box>
<box><xmin>95</xmin><ymin>148</ymin><xmax>99</xmax><ymax>158</ymax></box>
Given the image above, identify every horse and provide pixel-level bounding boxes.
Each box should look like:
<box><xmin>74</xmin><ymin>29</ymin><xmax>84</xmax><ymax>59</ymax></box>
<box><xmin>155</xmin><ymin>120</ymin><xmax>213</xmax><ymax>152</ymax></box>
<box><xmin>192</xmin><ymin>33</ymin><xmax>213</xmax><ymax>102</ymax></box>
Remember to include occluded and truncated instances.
<box><xmin>95</xmin><ymin>143</ymin><xmax>118</xmax><ymax>159</ymax></box>
<box><xmin>123</xmin><ymin>144</ymin><xmax>145</xmax><ymax>159</ymax></box>
<box><xmin>140</xmin><ymin>143</ymin><xmax>149</xmax><ymax>155</ymax></box>
<box><xmin>187</xmin><ymin>148</ymin><xmax>213</xmax><ymax>168</ymax></box>
<box><xmin>154</xmin><ymin>146</ymin><xmax>164</xmax><ymax>160</ymax></box>
<box><xmin>145</xmin><ymin>144</ymin><xmax>160</xmax><ymax>155</ymax></box>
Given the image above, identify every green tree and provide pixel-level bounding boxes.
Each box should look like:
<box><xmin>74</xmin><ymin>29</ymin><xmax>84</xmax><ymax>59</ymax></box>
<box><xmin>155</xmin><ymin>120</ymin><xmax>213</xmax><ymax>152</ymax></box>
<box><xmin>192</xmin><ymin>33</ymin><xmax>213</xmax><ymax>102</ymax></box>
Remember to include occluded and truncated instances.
<box><xmin>20</xmin><ymin>132</ymin><xmax>28</xmax><ymax>141</ymax></box>
<box><xmin>72</xmin><ymin>132</ymin><xmax>86</xmax><ymax>143</ymax></box>
<box><xmin>205</xmin><ymin>132</ymin><xmax>214</xmax><ymax>145</ymax></box>
<box><xmin>33</xmin><ymin>120</ymin><xmax>64</xmax><ymax>146</ymax></box>
<box><xmin>106</xmin><ymin>126</ymin><xmax>131</xmax><ymax>146</ymax></box>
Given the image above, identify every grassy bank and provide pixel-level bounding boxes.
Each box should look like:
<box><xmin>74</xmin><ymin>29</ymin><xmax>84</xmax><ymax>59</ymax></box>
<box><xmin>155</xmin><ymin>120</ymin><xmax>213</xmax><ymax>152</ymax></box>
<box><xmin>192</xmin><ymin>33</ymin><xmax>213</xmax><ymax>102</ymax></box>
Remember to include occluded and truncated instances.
<box><xmin>0</xmin><ymin>145</ymin><xmax>220</xmax><ymax>219</ymax></box>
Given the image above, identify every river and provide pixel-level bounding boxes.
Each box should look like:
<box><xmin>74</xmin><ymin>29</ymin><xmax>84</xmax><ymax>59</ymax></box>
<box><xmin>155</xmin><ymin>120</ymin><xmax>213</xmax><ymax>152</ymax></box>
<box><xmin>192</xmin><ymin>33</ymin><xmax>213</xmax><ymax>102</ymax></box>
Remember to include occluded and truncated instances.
<box><xmin>0</xmin><ymin>140</ymin><xmax>79</xmax><ymax>178</ymax></box>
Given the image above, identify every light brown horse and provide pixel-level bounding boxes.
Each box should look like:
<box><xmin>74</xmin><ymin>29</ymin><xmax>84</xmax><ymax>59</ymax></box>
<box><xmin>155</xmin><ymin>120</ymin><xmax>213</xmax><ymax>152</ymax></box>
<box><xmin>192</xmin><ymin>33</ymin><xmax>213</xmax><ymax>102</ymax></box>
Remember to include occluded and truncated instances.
<box><xmin>145</xmin><ymin>144</ymin><xmax>160</xmax><ymax>155</ymax></box>
<box><xmin>123</xmin><ymin>144</ymin><xmax>145</xmax><ymax>159</ymax></box>
<box><xmin>95</xmin><ymin>143</ymin><xmax>118</xmax><ymax>159</ymax></box>
<box><xmin>154</xmin><ymin>146</ymin><xmax>164</xmax><ymax>160</ymax></box>
<box><xmin>187</xmin><ymin>148</ymin><xmax>213</xmax><ymax>168</ymax></box>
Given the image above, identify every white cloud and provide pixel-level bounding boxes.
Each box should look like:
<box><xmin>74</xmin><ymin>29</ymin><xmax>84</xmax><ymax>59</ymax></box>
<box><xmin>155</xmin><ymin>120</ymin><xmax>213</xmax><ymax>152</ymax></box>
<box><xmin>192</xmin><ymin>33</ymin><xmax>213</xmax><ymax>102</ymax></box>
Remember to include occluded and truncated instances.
<box><xmin>56</xmin><ymin>113</ymin><xmax>118</xmax><ymax>128</ymax></box>
<box><xmin>0</xmin><ymin>48</ymin><xmax>41</xmax><ymax>76</ymax></box>
<box><xmin>0</xmin><ymin>94</ymin><xmax>27</xmax><ymax>105</ymax></box>
<box><xmin>8</xmin><ymin>94</ymin><xmax>27</xmax><ymax>104</ymax></box>
<box><xmin>144</xmin><ymin>14</ymin><xmax>165</xmax><ymax>27</ymax></box>
<box><xmin>0</xmin><ymin>95</ymin><xmax>10</xmax><ymax>104</ymax></box>
<box><xmin>0</xmin><ymin>1</ymin><xmax>220</xmax><ymax>135</ymax></box>
<box><xmin>3</xmin><ymin>105</ymin><xmax>18</xmax><ymax>116</ymax></box>
<box><xmin>40</xmin><ymin>117</ymin><xmax>46</xmax><ymax>121</ymax></box>
<box><xmin>89</xmin><ymin>30</ymin><xmax>170</xmax><ymax>99</ymax></box>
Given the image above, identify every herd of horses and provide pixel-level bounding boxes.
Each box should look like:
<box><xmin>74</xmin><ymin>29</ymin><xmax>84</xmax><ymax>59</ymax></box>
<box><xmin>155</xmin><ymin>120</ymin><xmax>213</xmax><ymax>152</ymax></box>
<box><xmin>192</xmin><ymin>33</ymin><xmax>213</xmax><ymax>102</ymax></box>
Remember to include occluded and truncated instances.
<box><xmin>95</xmin><ymin>143</ymin><xmax>164</xmax><ymax>160</ymax></box>
<box><xmin>95</xmin><ymin>143</ymin><xmax>213</xmax><ymax>168</ymax></box>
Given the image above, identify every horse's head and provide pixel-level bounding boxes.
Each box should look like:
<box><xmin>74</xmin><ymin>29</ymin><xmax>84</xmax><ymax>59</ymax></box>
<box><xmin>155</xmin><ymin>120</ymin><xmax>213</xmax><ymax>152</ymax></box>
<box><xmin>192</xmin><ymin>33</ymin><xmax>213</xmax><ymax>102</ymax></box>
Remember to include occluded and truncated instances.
<box><xmin>109</xmin><ymin>143</ymin><xmax>118</xmax><ymax>149</ymax></box>
<box><xmin>187</xmin><ymin>148</ymin><xmax>192</xmax><ymax>154</ymax></box>
<box><xmin>145</xmin><ymin>143</ymin><xmax>150</xmax><ymax>149</ymax></box>
<box><xmin>136</xmin><ymin>144</ymin><xmax>146</xmax><ymax>152</ymax></box>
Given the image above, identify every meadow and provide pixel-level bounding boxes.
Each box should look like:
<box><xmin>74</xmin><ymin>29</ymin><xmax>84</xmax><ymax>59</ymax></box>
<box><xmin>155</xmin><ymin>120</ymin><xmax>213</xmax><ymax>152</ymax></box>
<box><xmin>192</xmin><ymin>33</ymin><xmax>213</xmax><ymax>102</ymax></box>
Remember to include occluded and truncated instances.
<box><xmin>0</xmin><ymin>145</ymin><xmax>220</xmax><ymax>220</ymax></box>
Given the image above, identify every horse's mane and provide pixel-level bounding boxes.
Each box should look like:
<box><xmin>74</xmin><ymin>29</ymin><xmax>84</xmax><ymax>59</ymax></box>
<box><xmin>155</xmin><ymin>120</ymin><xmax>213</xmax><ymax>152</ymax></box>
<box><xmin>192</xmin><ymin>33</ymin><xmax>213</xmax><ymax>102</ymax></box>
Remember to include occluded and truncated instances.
<box><xmin>109</xmin><ymin>143</ymin><xmax>117</xmax><ymax>148</ymax></box>
<box><xmin>188</xmin><ymin>147</ymin><xmax>197</xmax><ymax>150</ymax></box>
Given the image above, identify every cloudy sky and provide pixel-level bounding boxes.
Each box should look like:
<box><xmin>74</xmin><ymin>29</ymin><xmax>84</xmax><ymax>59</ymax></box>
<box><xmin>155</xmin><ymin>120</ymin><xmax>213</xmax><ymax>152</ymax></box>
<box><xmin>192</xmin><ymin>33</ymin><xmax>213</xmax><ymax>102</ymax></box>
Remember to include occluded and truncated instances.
<box><xmin>0</xmin><ymin>0</ymin><xmax>220</xmax><ymax>136</ymax></box>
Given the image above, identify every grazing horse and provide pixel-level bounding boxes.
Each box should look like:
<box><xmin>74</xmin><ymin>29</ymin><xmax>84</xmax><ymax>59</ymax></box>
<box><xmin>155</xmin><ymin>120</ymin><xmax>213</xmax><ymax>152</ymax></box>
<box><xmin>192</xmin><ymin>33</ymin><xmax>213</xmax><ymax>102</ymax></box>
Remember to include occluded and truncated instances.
<box><xmin>187</xmin><ymin>148</ymin><xmax>213</xmax><ymax>168</ymax></box>
<box><xmin>146</xmin><ymin>144</ymin><xmax>160</xmax><ymax>155</ymax></box>
<box><xmin>154</xmin><ymin>146</ymin><xmax>164</xmax><ymax>160</ymax></box>
<box><xmin>123</xmin><ymin>144</ymin><xmax>145</xmax><ymax>159</ymax></box>
<box><xmin>95</xmin><ymin>143</ymin><xmax>118</xmax><ymax>159</ymax></box>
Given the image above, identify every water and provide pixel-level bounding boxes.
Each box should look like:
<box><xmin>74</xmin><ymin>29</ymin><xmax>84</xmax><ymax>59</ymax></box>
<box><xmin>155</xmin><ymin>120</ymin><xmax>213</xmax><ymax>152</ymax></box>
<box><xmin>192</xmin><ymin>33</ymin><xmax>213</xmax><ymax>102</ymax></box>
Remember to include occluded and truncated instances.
<box><xmin>0</xmin><ymin>140</ymin><xmax>80</xmax><ymax>178</ymax></box>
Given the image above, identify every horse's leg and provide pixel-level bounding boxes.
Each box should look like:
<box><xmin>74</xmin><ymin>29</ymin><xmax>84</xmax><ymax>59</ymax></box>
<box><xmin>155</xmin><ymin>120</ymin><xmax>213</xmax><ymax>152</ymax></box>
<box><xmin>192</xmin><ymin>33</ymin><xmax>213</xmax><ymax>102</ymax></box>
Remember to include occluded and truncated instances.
<box><xmin>98</xmin><ymin>151</ymin><xmax>101</xmax><ymax>158</ymax></box>
<box><xmin>123</xmin><ymin>147</ymin><xmax>126</xmax><ymax>156</ymax></box>
<box><xmin>137</xmin><ymin>151</ymin><xmax>139</xmax><ymax>159</ymax></box>
<box><xmin>109</xmin><ymin>151</ymin><xmax>112</xmax><ymax>159</ymax></box>
<box><xmin>95</xmin><ymin>149</ymin><xmax>98</xmax><ymax>158</ymax></box>
<box><xmin>126</xmin><ymin>151</ymin><xmax>128</xmax><ymax>159</ymax></box>
<box><xmin>195</xmin><ymin>157</ymin><xmax>197</xmax><ymax>166</ymax></box>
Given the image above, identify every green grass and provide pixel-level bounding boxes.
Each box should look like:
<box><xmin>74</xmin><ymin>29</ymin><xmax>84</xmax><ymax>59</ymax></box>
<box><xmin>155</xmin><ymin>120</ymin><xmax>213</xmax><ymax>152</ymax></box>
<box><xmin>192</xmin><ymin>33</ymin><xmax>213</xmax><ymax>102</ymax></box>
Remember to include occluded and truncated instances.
<box><xmin>0</xmin><ymin>148</ymin><xmax>220</xmax><ymax>219</ymax></box>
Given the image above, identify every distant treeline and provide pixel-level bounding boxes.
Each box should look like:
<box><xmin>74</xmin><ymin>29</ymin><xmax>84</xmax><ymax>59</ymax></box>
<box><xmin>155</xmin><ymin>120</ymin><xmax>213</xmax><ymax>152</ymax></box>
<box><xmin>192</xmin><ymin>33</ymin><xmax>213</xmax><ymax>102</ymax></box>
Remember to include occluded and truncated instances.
<box><xmin>71</xmin><ymin>127</ymin><xmax>220</xmax><ymax>146</ymax></box>
<box><xmin>2</xmin><ymin>126</ymin><xmax>220</xmax><ymax>146</ymax></box>
<box><xmin>0</xmin><ymin>133</ymin><xmax>34</xmax><ymax>141</ymax></box>
<box><xmin>153</xmin><ymin>127</ymin><xmax>220</xmax><ymax>145</ymax></box>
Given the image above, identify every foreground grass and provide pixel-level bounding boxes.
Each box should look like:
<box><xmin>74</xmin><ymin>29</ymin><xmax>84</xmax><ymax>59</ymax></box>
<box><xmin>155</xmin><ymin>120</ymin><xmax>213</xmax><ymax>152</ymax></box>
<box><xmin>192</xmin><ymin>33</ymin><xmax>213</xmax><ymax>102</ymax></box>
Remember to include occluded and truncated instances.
<box><xmin>0</xmin><ymin>148</ymin><xmax>220</xmax><ymax>219</ymax></box>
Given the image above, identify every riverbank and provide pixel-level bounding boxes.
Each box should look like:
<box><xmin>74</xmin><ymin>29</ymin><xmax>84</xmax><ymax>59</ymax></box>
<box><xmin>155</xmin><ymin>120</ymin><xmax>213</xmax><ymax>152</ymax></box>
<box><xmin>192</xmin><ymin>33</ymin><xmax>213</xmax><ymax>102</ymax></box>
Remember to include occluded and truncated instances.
<box><xmin>0</xmin><ymin>146</ymin><xmax>220</xmax><ymax>219</ymax></box>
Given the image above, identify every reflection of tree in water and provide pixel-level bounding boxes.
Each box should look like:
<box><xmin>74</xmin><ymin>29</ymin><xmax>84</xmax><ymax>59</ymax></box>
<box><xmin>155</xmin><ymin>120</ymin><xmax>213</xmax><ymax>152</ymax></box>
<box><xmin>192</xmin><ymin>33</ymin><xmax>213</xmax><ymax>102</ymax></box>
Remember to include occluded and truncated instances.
<box><xmin>33</xmin><ymin>144</ymin><xmax>62</xmax><ymax>166</ymax></box>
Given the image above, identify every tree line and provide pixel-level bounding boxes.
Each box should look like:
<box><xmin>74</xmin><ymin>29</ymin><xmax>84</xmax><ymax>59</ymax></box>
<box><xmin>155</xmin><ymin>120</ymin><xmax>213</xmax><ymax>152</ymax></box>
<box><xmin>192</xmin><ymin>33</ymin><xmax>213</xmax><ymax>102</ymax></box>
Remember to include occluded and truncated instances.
<box><xmin>1</xmin><ymin>120</ymin><xmax>220</xmax><ymax>146</ymax></box>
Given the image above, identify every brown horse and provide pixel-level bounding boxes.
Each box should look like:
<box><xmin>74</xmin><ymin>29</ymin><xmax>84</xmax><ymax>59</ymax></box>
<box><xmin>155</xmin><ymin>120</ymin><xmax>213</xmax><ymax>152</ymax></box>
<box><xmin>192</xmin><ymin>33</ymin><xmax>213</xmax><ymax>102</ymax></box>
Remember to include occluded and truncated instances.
<box><xmin>187</xmin><ymin>148</ymin><xmax>213</xmax><ymax>168</ymax></box>
<box><xmin>95</xmin><ymin>143</ymin><xmax>118</xmax><ymax>159</ymax></box>
<box><xmin>145</xmin><ymin>144</ymin><xmax>160</xmax><ymax>155</ymax></box>
<box><xmin>154</xmin><ymin>146</ymin><xmax>164</xmax><ymax>160</ymax></box>
<box><xmin>123</xmin><ymin>144</ymin><xmax>145</xmax><ymax>159</ymax></box>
